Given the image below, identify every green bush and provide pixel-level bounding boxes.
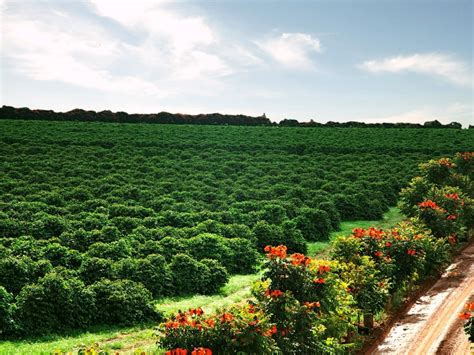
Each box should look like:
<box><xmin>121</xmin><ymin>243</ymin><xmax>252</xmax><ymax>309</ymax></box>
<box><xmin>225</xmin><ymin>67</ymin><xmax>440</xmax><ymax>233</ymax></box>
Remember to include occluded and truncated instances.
<box><xmin>88</xmin><ymin>279</ymin><xmax>160</xmax><ymax>325</ymax></box>
<box><xmin>79</xmin><ymin>257</ymin><xmax>114</xmax><ymax>284</ymax></box>
<box><xmin>0</xmin><ymin>286</ymin><xmax>16</xmax><ymax>335</ymax></box>
<box><xmin>199</xmin><ymin>259</ymin><xmax>229</xmax><ymax>294</ymax></box>
<box><xmin>225</xmin><ymin>238</ymin><xmax>260</xmax><ymax>274</ymax></box>
<box><xmin>253</xmin><ymin>220</ymin><xmax>306</xmax><ymax>254</ymax></box>
<box><xmin>294</xmin><ymin>208</ymin><xmax>331</xmax><ymax>241</ymax></box>
<box><xmin>169</xmin><ymin>254</ymin><xmax>207</xmax><ymax>295</ymax></box>
<box><xmin>15</xmin><ymin>272</ymin><xmax>95</xmax><ymax>335</ymax></box>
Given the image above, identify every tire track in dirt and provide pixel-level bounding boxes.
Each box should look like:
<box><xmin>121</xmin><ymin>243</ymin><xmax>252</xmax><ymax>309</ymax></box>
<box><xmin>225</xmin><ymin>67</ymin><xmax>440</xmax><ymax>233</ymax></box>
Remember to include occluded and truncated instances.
<box><xmin>372</xmin><ymin>242</ymin><xmax>474</xmax><ymax>355</ymax></box>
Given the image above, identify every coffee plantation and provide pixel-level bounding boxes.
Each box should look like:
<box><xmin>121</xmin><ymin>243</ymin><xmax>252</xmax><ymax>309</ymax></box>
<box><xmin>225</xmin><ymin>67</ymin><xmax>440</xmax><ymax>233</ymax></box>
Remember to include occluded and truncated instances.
<box><xmin>0</xmin><ymin>119</ymin><xmax>473</xmax><ymax>337</ymax></box>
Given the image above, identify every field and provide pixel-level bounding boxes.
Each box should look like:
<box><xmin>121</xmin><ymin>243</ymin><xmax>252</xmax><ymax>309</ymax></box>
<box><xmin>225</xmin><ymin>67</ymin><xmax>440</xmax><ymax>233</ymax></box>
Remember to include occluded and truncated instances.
<box><xmin>0</xmin><ymin>120</ymin><xmax>473</xmax><ymax>352</ymax></box>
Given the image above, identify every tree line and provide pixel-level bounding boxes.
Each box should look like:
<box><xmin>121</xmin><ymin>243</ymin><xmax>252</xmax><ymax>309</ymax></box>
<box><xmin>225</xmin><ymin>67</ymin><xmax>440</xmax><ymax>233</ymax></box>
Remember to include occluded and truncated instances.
<box><xmin>0</xmin><ymin>105</ymin><xmax>467</xmax><ymax>128</ymax></box>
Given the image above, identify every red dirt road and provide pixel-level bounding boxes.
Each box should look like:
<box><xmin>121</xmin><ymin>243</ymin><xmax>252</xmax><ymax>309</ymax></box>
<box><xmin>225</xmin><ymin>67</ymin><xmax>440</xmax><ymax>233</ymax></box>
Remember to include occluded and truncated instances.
<box><xmin>372</xmin><ymin>243</ymin><xmax>474</xmax><ymax>355</ymax></box>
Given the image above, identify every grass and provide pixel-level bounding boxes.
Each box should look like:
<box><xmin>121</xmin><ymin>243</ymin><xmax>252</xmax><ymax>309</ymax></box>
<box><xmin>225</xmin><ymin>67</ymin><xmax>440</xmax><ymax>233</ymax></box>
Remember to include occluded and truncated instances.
<box><xmin>155</xmin><ymin>273</ymin><xmax>262</xmax><ymax>316</ymax></box>
<box><xmin>307</xmin><ymin>207</ymin><xmax>404</xmax><ymax>257</ymax></box>
<box><xmin>1</xmin><ymin>208</ymin><xmax>404</xmax><ymax>354</ymax></box>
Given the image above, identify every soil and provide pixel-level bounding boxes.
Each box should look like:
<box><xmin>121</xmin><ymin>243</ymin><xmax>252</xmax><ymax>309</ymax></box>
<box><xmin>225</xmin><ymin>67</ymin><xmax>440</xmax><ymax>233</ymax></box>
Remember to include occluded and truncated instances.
<box><xmin>370</xmin><ymin>242</ymin><xmax>474</xmax><ymax>354</ymax></box>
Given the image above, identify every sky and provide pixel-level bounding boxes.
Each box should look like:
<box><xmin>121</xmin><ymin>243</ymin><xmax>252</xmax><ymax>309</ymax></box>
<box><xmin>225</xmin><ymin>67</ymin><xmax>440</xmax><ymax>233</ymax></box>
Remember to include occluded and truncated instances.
<box><xmin>1</xmin><ymin>0</ymin><xmax>473</xmax><ymax>125</ymax></box>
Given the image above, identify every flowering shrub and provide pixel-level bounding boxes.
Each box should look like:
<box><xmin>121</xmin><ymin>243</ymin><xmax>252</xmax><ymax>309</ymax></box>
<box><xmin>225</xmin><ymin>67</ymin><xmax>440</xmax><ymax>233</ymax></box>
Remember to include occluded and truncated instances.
<box><xmin>399</xmin><ymin>152</ymin><xmax>473</xmax><ymax>240</ymax></box>
<box><xmin>159</xmin><ymin>245</ymin><xmax>355</xmax><ymax>354</ymax></box>
<box><xmin>460</xmin><ymin>302</ymin><xmax>473</xmax><ymax>342</ymax></box>
<box><xmin>158</xmin><ymin>306</ymin><xmax>278</xmax><ymax>354</ymax></box>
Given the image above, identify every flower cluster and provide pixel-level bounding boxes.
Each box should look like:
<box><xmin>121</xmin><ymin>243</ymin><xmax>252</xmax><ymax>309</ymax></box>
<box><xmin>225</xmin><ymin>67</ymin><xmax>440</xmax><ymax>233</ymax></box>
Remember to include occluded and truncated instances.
<box><xmin>459</xmin><ymin>302</ymin><xmax>474</xmax><ymax>320</ymax></box>
<box><xmin>418</xmin><ymin>200</ymin><xmax>440</xmax><ymax>210</ymax></box>
<box><xmin>166</xmin><ymin>348</ymin><xmax>212</xmax><ymax>355</ymax></box>
<box><xmin>264</xmin><ymin>245</ymin><xmax>287</xmax><ymax>259</ymax></box>
<box><xmin>290</xmin><ymin>253</ymin><xmax>312</xmax><ymax>266</ymax></box>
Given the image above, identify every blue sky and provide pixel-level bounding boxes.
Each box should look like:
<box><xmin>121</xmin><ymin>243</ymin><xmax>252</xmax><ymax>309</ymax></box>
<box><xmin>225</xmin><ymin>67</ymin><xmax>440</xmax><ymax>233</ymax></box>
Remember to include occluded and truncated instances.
<box><xmin>1</xmin><ymin>0</ymin><xmax>472</xmax><ymax>125</ymax></box>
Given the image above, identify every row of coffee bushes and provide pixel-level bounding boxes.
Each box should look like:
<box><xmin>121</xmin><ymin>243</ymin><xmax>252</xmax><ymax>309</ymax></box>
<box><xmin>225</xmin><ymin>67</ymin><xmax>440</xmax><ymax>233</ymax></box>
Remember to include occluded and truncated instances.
<box><xmin>0</xmin><ymin>233</ymin><xmax>258</xmax><ymax>337</ymax></box>
<box><xmin>158</xmin><ymin>152</ymin><xmax>473</xmax><ymax>353</ymax></box>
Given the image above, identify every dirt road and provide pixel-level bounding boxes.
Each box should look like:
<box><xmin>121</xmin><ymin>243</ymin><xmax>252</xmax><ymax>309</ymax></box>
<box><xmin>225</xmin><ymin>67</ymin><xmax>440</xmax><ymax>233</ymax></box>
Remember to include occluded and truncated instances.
<box><xmin>372</xmin><ymin>243</ymin><xmax>474</xmax><ymax>355</ymax></box>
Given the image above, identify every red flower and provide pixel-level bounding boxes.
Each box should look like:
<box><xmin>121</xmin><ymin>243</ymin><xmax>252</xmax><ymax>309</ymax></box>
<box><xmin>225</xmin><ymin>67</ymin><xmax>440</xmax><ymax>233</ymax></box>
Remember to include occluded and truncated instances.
<box><xmin>265</xmin><ymin>245</ymin><xmax>287</xmax><ymax>259</ymax></box>
<box><xmin>270</xmin><ymin>289</ymin><xmax>284</xmax><ymax>298</ymax></box>
<box><xmin>407</xmin><ymin>249</ymin><xmax>416</xmax><ymax>256</ymax></box>
<box><xmin>466</xmin><ymin>303</ymin><xmax>474</xmax><ymax>311</ymax></box>
<box><xmin>352</xmin><ymin>228</ymin><xmax>365</xmax><ymax>238</ymax></box>
<box><xmin>447</xmin><ymin>214</ymin><xmax>457</xmax><ymax>220</ymax></box>
<box><xmin>445</xmin><ymin>193</ymin><xmax>460</xmax><ymax>200</ymax></box>
<box><xmin>191</xmin><ymin>348</ymin><xmax>212</xmax><ymax>355</ymax></box>
<box><xmin>290</xmin><ymin>253</ymin><xmax>306</xmax><ymax>266</ymax></box>
<box><xmin>314</xmin><ymin>278</ymin><xmax>325</xmax><ymax>284</ymax></box>
<box><xmin>304</xmin><ymin>301</ymin><xmax>321</xmax><ymax>310</ymax></box>
<box><xmin>165</xmin><ymin>321</ymin><xmax>179</xmax><ymax>329</ymax></box>
<box><xmin>166</xmin><ymin>349</ymin><xmax>188</xmax><ymax>355</ymax></box>
<box><xmin>318</xmin><ymin>265</ymin><xmax>331</xmax><ymax>274</ymax></box>
<box><xmin>438</xmin><ymin>158</ymin><xmax>453</xmax><ymax>168</ymax></box>
<box><xmin>374</xmin><ymin>251</ymin><xmax>383</xmax><ymax>258</ymax></box>
<box><xmin>385</xmin><ymin>241</ymin><xmax>392</xmax><ymax>247</ymax></box>
<box><xmin>220</xmin><ymin>312</ymin><xmax>234</xmax><ymax>323</ymax></box>
<box><xmin>448</xmin><ymin>234</ymin><xmax>457</xmax><ymax>245</ymax></box>
<box><xmin>368</xmin><ymin>227</ymin><xmax>384</xmax><ymax>240</ymax></box>
<box><xmin>459</xmin><ymin>312</ymin><xmax>471</xmax><ymax>320</ymax></box>
<box><xmin>461</xmin><ymin>152</ymin><xmax>473</xmax><ymax>160</ymax></box>
<box><xmin>265</xmin><ymin>288</ymin><xmax>270</xmax><ymax>297</ymax></box>
<box><xmin>418</xmin><ymin>200</ymin><xmax>440</xmax><ymax>210</ymax></box>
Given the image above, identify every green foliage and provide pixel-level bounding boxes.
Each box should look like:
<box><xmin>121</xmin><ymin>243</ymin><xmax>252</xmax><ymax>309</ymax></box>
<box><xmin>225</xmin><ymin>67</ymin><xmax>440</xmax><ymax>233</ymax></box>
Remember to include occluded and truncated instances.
<box><xmin>0</xmin><ymin>287</ymin><xmax>16</xmax><ymax>335</ymax></box>
<box><xmin>88</xmin><ymin>279</ymin><xmax>160</xmax><ymax>326</ymax></box>
<box><xmin>253</xmin><ymin>220</ymin><xmax>306</xmax><ymax>254</ymax></box>
<box><xmin>0</xmin><ymin>120</ymin><xmax>472</xmax><ymax>338</ymax></box>
<box><xmin>199</xmin><ymin>259</ymin><xmax>229</xmax><ymax>294</ymax></box>
<box><xmin>15</xmin><ymin>272</ymin><xmax>95</xmax><ymax>335</ymax></box>
<box><xmin>294</xmin><ymin>208</ymin><xmax>331</xmax><ymax>241</ymax></box>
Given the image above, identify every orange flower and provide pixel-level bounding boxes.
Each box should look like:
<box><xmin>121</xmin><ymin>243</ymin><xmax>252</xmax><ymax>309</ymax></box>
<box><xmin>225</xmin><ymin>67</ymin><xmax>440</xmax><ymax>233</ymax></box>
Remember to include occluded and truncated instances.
<box><xmin>265</xmin><ymin>245</ymin><xmax>287</xmax><ymax>259</ymax></box>
<box><xmin>191</xmin><ymin>348</ymin><xmax>212</xmax><ymax>355</ymax></box>
<box><xmin>448</xmin><ymin>235</ymin><xmax>457</xmax><ymax>245</ymax></box>
<box><xmin>466</xmin><ymin>303</ymin><xmax>474</xmax><ymax>311</ymax></box>
<box><xmin>461</xmin><ymin>152</ymin><xmax>474</xmax><ymax>160</ymax></box>
<box><xmin>438</xmin><ymin>158</ymin><xmax>453</xmax><ymax>167</ymax></box>
<box><xmin>220</xmin><ymin>312</ymin><xmax>234</xmax><ymax>323</ymax></box>
<box><xmin>407</xmin><ymin>249</ymin><xmax>416</xmax><ymax>256</ymax></box>
<box><xmin>459</xmin><ymin>312</ymin><xmax>471</xmax><ymax>320</ymax></box>
<box><xmin>352</xmin><ymin>228</ymin><xmax>365</xmax><ymax>238</ymax></box>
<box><xmin>290</xmin><ymin>253</ymin><xmax>306</xmax><ymax>266</ymax></box>
<box><xmin>368</xmin><ymin>227</ymin><xmax>384</xmax><ymax>240</ymax></box>
<box><xmin>418</xmin><ymin>200</ymin><xmax>440</xmax><ymax>210</ymax></box>
<box><xmin>166</xmin><ymin>349</ymin><xmax>188</xmax><ymax>355</ymax></box>
<box><xmin>374</xmin><ymin>251</ymin><xmax>383</xmax><ymax>258</ymax></box>
<box><xmin>445</xmin><ymin>193</ymin><xmax>460</xmax><ymax>200</ymax></box>
<box><xmin>270</xmin><ymin>289</ymin><xmax>284</xmax><ymax>298</ymax></box>
<box><xmin>318</xmin><ymin>265</ymin><xmax>331</xmax><ymax>274</ymax></box>
<box><xmin>206</xmin><ymin>318</ymin><xmax>215</xmax><ymax>328</ymax></box>
<box><xmin>165</xmin><ymin>321</ymin><xmax>179</xmax><ymax>329</ymax></box>
<box><xmin>304</xmin><ymin>301</ymin><xmax>321</xmax><ymax>310</ymax></box>
<box><xmin>264</xmin><ymin>325</ymin><xmax>277</xmax><ymax>336</ymax></box>
<box><xmin>314</xmin><ymin>278</ymin><xmax>325</xmax><ymax>284</ymax></box>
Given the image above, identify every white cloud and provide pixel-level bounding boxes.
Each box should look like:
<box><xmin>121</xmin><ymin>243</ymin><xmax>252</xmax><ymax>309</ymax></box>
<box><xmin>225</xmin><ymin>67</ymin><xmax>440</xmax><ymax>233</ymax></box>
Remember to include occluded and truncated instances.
<box><xmin>1</xmin><ymin>0</ymin><xmax>238</xmax><ymax>97</ymax></box>
<box><xmin>256</xmin><ymin>33</ymin><xmax>321</xmax><ymax>69</ymax></box>
<box><xmin>359</xmin><ymin>53</ymin><xmax>471</xmax><ymax>86</ymax></box>
<box><xmin>354</xmin><ymin>104</ymin><xmax>472</xmax><ymax>127</ymax></box>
